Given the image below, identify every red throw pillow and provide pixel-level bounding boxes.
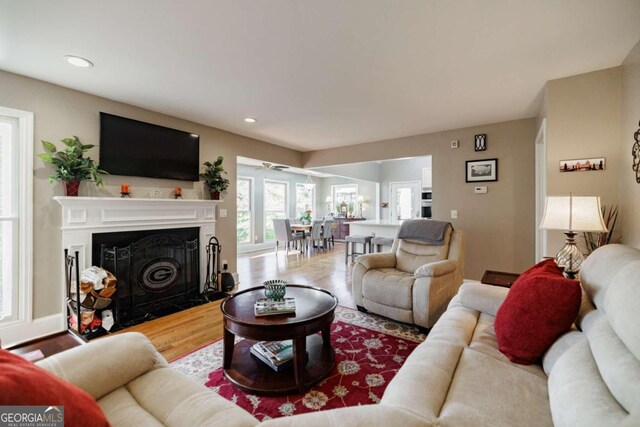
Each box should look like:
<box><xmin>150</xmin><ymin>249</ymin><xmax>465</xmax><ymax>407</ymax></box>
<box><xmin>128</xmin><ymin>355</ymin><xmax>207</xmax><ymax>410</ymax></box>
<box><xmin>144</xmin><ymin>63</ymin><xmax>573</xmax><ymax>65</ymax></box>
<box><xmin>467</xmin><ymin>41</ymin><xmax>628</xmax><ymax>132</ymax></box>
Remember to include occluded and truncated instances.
<box><xmin>494</xmin><ymin>259</ymin><xmax>581</xmax><ymax>365</ymax></box>
<box><xmin>0</xmin><ymin>349</ymin><xmax>110</xmax><ymax>426</ymax></box>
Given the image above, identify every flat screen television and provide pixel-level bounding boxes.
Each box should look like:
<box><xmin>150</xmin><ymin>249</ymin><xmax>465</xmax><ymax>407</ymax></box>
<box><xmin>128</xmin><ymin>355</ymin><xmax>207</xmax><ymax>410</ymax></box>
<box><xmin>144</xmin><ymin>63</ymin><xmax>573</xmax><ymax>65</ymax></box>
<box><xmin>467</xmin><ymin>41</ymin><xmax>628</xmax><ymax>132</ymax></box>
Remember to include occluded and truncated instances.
<box><xmin>99</xmin><ymin>112</ymin><xmax>200</xmax><ymax>181</ymax></box>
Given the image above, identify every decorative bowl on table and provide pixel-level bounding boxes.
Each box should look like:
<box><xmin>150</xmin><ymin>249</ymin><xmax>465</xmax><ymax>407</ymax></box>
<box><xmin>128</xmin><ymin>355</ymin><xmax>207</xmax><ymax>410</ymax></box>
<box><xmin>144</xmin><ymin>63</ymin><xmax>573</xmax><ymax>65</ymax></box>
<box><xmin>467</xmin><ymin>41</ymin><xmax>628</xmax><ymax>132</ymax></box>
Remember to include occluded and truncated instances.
<box><xmin>263</xmin><ymin>279</ymin><xmax>287</xmax><ymax>300</ymax></box>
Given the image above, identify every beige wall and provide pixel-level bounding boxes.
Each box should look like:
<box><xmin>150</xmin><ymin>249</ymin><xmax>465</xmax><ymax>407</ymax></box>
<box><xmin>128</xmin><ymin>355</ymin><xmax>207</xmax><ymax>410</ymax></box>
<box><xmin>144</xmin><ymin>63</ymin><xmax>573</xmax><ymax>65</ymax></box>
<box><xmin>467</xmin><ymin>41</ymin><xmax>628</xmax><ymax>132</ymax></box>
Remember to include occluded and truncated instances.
<box><xmin>0</xmin><ymin>70</ymin><xmax>302</xmax><ymax>318</ymax></box>
<box><xmin>544</xmin><ymin>67</ymin><xmax>622</xmax><ymax>255</ymax></box>
<box><xmin>304</xmin><ymin>118</ymin><xmax>538</xmax><ymax>279</ymax></box>
<box><xmin>619</xmin><ymin>39</ymin><xmax>640</xmax><ymax>248</ymax></box>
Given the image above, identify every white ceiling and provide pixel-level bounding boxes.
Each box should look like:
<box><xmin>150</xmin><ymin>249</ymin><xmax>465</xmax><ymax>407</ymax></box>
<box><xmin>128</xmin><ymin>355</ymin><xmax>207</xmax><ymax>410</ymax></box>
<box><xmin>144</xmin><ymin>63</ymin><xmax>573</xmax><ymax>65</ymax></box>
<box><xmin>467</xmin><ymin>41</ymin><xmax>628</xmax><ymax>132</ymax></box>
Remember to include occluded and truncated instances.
<box><xmin>1</xmin><ymin>1</ymin><xmax>639</xmax><ymax>152</ymax></box>
<box><xmin>237</xmin><ymin>156</ymin><xmax>333</xmax><ymax>177</ymax></box>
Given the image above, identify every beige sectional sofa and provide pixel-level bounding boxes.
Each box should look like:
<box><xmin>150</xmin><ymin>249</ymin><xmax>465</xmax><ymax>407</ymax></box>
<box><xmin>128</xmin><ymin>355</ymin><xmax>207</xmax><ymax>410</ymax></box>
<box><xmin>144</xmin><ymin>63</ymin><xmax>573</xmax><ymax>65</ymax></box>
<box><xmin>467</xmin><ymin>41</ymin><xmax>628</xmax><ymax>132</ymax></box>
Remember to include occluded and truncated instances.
<box><xmin>38</xmin><ymin>244</ymin><xmax>639</xmax><ymax>426</ymax></box>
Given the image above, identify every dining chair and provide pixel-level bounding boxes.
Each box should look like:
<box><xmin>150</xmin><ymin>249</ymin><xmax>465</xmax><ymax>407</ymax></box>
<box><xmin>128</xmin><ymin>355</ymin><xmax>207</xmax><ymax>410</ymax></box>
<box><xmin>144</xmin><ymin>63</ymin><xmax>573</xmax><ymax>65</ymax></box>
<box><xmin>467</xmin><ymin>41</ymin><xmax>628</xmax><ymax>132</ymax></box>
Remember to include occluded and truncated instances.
<box><xmin>322</xmin><ymin>219</ymin><xmax>335</xmax><ymax>249</ymax></box>
<box><xmin>309</xmin><ymin>219</ymin><xmax>326</xmax><ymax>251</ymax></box>
<box><xmin>273</xmin><ymin>218</ymin><xmax>305</xmax><ymax>254</ymax></box>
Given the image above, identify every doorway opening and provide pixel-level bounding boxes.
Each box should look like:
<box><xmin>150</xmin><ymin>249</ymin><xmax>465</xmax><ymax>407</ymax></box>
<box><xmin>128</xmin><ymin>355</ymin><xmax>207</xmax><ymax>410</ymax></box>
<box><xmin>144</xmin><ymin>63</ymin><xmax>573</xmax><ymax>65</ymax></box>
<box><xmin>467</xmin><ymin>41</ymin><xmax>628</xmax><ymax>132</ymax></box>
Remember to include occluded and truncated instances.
<box><xmin>389</xmin><ymin>181</ymin><xmax>421</xmax><ymax>220</ymax></box>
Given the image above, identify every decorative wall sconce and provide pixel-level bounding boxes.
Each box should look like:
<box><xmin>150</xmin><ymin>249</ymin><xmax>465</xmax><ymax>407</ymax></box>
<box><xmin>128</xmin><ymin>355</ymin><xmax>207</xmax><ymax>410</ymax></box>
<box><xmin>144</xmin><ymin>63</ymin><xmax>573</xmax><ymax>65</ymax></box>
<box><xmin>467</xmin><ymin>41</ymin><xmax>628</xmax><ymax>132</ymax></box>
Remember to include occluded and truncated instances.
<box><xmin>633</xmin><ymin>120</ymin><xmax>640</xmax><ymax>184</ymax></box>
<box><xmin>475</xmin><ymin>134</ymin><xmax>487</xmax><ymax>151</ymax></box>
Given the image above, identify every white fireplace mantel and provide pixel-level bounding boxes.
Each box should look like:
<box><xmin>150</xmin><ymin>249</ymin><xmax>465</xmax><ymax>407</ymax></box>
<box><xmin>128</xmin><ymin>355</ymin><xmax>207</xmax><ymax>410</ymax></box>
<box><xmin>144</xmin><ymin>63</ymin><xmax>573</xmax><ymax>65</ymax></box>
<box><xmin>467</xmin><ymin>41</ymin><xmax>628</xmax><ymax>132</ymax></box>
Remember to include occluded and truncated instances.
<box><xmin>54</xmin><ymin>196</ymin><xmax>222</xmax><ymax>231</ymax></box>
<box><xmin>54</xmin><ymin>196</ymin><xmax>222</xmax><ymax>330</ymax></box>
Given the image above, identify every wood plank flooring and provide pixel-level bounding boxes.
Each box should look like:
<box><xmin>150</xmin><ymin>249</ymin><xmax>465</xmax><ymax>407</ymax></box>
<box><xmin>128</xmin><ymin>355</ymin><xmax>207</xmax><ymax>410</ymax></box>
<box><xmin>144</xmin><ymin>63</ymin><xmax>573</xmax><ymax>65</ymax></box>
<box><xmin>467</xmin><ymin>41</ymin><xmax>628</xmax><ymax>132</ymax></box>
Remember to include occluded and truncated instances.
<box><xmin>118</xmin><ymin>243</ymin><xmax>354</xmax><ymax>360</ymax></box>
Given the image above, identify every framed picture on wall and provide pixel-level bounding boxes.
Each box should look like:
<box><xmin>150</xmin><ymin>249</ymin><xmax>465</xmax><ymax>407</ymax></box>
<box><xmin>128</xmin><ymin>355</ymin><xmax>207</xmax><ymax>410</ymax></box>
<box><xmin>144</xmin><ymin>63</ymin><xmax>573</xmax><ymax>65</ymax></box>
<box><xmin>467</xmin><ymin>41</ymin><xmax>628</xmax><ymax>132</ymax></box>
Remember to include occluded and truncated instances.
<box><xmin>466</xmin><ymin>158</ymin><xmax>498</xmax><ymax>182</ymax></box>
<box><xmin>559</xmin><ymin>157</ymin><xmax>605</xmax><ymax>172</ymax></box>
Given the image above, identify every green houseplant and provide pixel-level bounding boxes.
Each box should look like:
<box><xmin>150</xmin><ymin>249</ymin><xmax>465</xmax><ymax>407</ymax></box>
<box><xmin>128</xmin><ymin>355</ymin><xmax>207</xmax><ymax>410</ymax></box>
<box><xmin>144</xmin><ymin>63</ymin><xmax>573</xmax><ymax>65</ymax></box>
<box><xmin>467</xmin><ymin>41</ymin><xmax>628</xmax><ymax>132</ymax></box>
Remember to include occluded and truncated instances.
<box><xmin>300</xmin><ymin>210</ymin><xmax>312</xmax><ymax>224</ymax></box>
<box><xmin>37</xmin><ymin>136</ymin><xmax>107</xmax><ymax>196</ymax></box>
<box><xmin>200</xmin><ymin>156</ymin><xmax>230</xmax><ymax>200</ymax></box>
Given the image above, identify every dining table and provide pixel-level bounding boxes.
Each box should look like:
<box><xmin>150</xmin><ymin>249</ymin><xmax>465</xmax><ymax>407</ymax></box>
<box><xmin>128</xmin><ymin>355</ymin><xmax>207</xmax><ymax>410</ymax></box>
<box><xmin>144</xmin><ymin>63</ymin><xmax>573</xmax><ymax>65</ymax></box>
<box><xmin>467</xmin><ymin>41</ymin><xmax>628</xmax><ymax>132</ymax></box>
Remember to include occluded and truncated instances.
<box><xmin>290</xmin><ymin>224</ymin><xmax>313</xmax><ymax>235</ymax></box>
<box><xmin>290</xmin><ymin>223</ymin><xmax>322</xmax><ymax>250</ymax></box>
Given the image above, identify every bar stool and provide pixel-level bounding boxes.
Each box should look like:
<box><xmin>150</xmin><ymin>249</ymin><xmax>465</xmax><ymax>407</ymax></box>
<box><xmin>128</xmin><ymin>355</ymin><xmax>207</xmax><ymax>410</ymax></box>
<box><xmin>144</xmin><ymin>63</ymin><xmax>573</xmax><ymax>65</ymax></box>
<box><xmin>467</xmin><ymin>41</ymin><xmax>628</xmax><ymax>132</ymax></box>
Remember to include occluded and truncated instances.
<box><xmin>345</xmin><ymin>235</ymin><xmax>373</xmax><ymax>264</ymax></box>
<box><xmin>371</xmin><ymin>237</ymin><xmax>394</xmax><ymax>252</ymax></box>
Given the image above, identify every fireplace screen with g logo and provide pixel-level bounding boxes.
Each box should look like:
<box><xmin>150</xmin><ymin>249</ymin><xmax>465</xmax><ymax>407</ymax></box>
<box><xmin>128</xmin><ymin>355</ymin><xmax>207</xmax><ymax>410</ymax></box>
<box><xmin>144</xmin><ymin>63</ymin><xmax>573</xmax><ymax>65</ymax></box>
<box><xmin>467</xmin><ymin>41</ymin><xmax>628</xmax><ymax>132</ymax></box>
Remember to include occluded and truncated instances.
<box><xmin>138</xmin><ymin>257</ymin><xmax>181</xmax><ymax>292</ymax></box>
<box><xmin>95</xmin><ymin>228</ymin><xmax>200</xmax><ymax>324</ymax></box>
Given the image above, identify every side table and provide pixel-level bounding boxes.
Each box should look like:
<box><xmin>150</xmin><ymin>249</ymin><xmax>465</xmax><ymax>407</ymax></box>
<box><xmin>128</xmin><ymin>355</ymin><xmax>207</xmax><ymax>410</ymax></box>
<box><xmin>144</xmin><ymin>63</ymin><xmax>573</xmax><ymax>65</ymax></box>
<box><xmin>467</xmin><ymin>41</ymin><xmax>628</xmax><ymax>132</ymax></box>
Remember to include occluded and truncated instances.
<box><xmin>481</xmin><ymin>270</ymin><xmax>520</xmax><ymax>288</ymax></box>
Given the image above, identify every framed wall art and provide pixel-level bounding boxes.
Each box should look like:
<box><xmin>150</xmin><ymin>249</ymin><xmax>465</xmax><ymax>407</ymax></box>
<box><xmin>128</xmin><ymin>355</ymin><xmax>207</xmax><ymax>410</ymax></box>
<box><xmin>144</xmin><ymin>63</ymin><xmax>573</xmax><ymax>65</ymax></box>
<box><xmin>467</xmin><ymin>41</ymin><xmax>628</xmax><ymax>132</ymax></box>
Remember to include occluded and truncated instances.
<box><xmin>466</xmin><ymin>158</ymin><xmax>498</xmax><ymax>182</ymax></box>
<box><xmin>559</xmin><ymin>157</ymin><xmax>605</xmax><ymax>173</ymax></box>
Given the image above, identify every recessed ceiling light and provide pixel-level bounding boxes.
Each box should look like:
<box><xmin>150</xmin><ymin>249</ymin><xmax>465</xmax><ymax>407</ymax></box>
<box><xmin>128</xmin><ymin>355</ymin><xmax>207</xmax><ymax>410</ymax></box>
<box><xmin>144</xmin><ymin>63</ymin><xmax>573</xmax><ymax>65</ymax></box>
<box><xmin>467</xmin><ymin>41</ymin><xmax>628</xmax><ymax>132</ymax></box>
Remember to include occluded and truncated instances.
<box><xmin>244</xmin><ymin>117</ymin><xmax>257</xmax><ymax>123</ymax></box>
<box><xmin>64</xmin><ymin>55</ymin><xmax>94</xmax><ymax>68</ymax></box>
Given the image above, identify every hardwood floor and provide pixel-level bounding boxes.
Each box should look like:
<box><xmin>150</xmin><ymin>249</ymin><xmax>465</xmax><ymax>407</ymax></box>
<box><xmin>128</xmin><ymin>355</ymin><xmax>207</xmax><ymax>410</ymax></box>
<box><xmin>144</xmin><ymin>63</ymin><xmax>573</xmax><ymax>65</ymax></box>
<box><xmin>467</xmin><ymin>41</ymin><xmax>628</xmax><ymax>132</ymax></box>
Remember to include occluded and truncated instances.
<box><xmin>114</xmin><ymin>299</ymin><xmax>225</xmax><ymax>361</ymax></box>
<box><xmin>236</xmin><ymin>242</ymin><xmax>355</xmax><ymax>309</ymax></box>
<box><xmin>118</xmin><ymin>243</ymin><xmax>354</xmax><ymax>361</ymax></box>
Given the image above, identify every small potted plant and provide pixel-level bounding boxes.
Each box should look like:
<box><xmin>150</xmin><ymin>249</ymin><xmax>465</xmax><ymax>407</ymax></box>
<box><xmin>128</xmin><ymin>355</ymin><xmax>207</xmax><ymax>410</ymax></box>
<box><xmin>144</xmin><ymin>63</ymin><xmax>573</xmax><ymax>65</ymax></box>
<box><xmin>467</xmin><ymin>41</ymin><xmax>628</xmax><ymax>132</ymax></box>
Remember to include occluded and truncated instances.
<box><xmin>37</xmin><ymin>136</ymin><xmax>107</xmax><ymax>196</ymax></box>
<box><xmin>300</xmin><ymin>209</ymin><xmax>312</xmax><ymax>224</ymax></box>
<box><xmin>200</xmin><ymin>156</ymin><xmax>230</xmax><ymax>200</ymax></box>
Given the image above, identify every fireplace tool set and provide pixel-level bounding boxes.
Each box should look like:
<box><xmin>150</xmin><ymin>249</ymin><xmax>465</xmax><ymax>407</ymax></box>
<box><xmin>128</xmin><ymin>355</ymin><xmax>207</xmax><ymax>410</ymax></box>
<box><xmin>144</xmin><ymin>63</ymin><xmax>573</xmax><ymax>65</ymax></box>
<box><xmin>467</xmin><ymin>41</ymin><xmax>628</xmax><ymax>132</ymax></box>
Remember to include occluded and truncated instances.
<box><xmin>203</xmin><ymin>236</ymin><xmax>234</xmax><ymax>301</ymax></box>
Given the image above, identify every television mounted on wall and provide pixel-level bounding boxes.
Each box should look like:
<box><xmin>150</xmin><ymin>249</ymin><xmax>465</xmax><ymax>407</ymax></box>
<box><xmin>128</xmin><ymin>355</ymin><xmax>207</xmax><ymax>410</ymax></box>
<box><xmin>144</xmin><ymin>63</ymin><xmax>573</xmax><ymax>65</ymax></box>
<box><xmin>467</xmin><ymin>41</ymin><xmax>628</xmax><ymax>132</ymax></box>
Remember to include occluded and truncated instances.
<box><xmin>99</xmin><ymin>112</ymin><xmax>200</xmax><ymax>181</ymax></box>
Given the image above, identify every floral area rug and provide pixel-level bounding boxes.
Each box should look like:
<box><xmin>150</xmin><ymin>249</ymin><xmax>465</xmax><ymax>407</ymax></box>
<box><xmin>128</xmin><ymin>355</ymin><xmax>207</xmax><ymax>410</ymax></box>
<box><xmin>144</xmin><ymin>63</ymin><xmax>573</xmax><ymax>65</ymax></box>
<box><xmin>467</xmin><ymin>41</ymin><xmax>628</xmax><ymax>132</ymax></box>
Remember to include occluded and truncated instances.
<box><xmin>170</xmin><ymin>307</ymin><xmax>426</xmax><ymax>421</ymax></box>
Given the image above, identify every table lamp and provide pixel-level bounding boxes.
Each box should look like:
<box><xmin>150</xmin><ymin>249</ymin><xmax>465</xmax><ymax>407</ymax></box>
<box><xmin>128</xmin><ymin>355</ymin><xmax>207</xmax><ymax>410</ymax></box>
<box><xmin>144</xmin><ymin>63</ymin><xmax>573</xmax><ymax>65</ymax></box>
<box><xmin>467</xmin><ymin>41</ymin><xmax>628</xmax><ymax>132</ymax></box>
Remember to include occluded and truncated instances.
<box><xmin>539</xmin><ymin>194</ymin><xmax>607</xmax><ymax>279</ymax></box>
<box><xmin>357</xmin><ymin>195</ymin><xmax>365</xmax><ymax>218</ymax></box>
<box><xmin>325</xmin><ymin>196</ymin><xmax>332</xmax><ymax>213</ymax></box>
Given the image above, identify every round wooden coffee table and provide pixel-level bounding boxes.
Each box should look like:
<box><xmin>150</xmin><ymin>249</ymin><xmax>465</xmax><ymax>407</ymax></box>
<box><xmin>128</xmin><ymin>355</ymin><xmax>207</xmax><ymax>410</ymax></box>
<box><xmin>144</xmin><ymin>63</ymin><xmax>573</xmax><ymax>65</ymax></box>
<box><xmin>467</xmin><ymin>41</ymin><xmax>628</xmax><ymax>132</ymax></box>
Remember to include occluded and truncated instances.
<box><xmin>221</xmin><ymin>285</ymin><xmax>338</xmax><ymax>395</ymax></box>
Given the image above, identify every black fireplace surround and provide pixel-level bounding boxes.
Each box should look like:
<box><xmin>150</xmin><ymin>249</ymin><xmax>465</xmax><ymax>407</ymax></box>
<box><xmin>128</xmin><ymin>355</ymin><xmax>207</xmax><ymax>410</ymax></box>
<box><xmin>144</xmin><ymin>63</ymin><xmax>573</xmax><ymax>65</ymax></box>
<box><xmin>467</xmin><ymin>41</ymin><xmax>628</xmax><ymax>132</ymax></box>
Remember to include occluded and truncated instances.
<box><xmin>92</xmin><ymin>227</ymin><xmax>200</xmax><ymax>325</ymax></box>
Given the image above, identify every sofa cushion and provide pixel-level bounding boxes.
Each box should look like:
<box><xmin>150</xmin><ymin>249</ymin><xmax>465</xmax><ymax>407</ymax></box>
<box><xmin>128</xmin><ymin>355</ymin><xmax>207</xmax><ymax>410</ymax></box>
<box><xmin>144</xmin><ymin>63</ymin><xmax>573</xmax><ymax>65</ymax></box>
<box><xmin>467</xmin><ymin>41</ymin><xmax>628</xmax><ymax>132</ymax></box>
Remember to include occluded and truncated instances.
<box><xmin>256</xmin><ymin>404</ymin><xmax>429</xmax><ymax>427</ymax></box>
<box><xmin>37</xmin><ymin>331</ymin><xmax>167</xmax><ymax>400</ymax></box>
<box><xmin>99</xmin><ymin>387</ymin><xmax>164</xmax><ymax>426</ymax></box>
<box><xmin>362</xmin><ymin>268</ymin><xmax>414</xmax><ymax>309</ymax></box>
<box><xmin>580</xmin><ymin>245</ymin><xmax>640</xmax><ymax>361</ymax></box>
<box><xmin>469</xmin><ymin>312</ymin><xmax>547</xmax><ymax>379</ymax></box>
<box><xmin>579</xmin><ymin>244</ymin><xmax>640</xmax><ymax>310</ymax></box>
<box><xmin>99</xmin><ymin>367</ymin><xmax>258</xmax><ymax>427</ymax></box>
<box><xmin>0</xmin><ymin>349</ymin><xmax>109</xmax><ymax>427</ymax></box>
<box><xmin>383</xmin><ymin>302</ymin><xmax>552</xmax><ymax>427</ymax></box>
<box><xmin>459</xmin><ymin>282</ymin><xmax>509</xmax><ymax>316</ymax></box>
<box><xmin>495</xmin><ymin>259</ymin><xmax>581</xmax><ymax>365</ymax></box>
<box><xmin>381</xmin><ymin>340</ymin><xmax>464</xmax><ymax>422</ymax></box>
<box><xmin>439</xmin><ymin>349</ymin><xmax>552</xmax><ymax>427</ymax></box>
<box><xmin>548</xmin><ymin>338</ymin><xmax>630</xmax><ymax>426</ymax></box>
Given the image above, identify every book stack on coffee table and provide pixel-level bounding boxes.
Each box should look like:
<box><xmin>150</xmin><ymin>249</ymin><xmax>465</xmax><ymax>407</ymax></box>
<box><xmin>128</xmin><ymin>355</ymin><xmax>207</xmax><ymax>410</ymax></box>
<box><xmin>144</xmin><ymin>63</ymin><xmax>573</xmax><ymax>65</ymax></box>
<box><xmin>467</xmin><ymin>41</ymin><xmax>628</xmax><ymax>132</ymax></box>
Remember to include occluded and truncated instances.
<box><xmin>254</xmin><ymin>298</ymin><xmax>296</xmax><ymax>316</ymax></box>
<box><xmin>250</xmin><ymin>340</ymin><xmax>294</xmax><ymax>372</ymax></box>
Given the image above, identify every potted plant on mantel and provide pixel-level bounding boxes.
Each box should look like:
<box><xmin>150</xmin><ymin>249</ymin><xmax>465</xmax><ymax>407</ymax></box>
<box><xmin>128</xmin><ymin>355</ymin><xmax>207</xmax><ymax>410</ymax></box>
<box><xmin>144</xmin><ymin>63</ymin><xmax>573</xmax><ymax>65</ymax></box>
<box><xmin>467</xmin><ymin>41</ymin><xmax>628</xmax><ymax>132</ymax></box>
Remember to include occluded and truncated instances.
<box><xmin>37</xmin><ymin>136</ymin><xmax>107</xmax><ymax>196</ymax></box>
<box><xmin>200</xmin><ymin>156</ymin><xmax>230</xmax><ymax>200</ymax></box>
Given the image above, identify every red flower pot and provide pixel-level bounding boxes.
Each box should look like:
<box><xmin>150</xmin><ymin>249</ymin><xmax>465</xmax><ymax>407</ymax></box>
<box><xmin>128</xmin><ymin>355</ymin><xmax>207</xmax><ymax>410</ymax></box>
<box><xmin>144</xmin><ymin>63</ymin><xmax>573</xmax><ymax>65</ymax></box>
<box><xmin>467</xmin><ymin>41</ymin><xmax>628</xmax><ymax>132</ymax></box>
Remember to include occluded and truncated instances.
<box><xmin>210</xmin><ymin>190</ymin><xmax>221</xmax><ymax>200</ymax></box>
<box><xmin>64</xmin><ymin>180</ymin><xmax>80</xmax><ymax>197</ymax></box>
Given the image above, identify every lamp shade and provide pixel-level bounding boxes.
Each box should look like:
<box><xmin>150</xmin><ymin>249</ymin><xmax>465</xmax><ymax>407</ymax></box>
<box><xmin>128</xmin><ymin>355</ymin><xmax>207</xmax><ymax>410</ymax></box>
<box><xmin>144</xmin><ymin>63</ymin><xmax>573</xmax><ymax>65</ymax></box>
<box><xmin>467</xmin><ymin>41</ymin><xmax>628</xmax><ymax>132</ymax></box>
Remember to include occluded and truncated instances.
<box><xmin>539</xmin><ymin>196</ymin><xmax>608</xmax><ymax>232</ymax></box>
<box><xmin>325</xmin><ymin>196</ymin><xmax>332</xmax><ymax>203</ymax></box>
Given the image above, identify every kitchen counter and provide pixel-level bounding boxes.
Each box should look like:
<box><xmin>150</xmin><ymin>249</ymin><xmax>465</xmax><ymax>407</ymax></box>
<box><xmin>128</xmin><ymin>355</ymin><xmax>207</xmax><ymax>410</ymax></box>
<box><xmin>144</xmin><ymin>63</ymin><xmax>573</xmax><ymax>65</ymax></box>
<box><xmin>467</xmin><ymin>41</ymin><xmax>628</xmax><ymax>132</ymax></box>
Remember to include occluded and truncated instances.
<box><xmin>346</xmin><ymin>219</ymin><xmax>403</xmax><ymax>239</ymax></box>
<box><xmin>344</xmin><ymin>219</ymin><xmax>404</xmax><ymax>226</ymax></box>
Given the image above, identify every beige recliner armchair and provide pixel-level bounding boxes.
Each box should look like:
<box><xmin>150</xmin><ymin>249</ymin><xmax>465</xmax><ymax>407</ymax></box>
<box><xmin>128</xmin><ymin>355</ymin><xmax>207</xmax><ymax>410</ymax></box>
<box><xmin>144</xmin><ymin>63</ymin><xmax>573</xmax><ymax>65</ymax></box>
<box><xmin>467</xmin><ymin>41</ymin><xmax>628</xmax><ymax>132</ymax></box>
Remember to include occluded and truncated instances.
<box><xmin>352</xmin><ymin>221</ymin><xmax>464</xmax><ymax>329</ymax></box>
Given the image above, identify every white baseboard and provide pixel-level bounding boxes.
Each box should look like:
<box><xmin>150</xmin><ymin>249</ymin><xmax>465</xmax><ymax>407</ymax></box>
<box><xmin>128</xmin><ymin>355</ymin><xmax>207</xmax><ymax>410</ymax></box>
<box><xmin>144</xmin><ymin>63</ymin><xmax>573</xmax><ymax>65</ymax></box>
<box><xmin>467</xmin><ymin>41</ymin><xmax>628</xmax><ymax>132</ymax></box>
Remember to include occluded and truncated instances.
<box><xmin>0</xmin><ymin>313</ymin><xmax>65</xmax><ymax>348</ymax></box>
<box><xmin>237</xmin><ymin>242</ymin><xmax>275</xmax><ymax>253</ymax></box>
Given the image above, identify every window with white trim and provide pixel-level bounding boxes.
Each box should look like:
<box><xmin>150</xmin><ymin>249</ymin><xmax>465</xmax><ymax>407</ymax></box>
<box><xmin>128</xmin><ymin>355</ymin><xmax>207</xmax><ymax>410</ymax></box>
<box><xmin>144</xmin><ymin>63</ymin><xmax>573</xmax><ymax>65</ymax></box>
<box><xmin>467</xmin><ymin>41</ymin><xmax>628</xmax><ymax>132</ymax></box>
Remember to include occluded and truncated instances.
<box><xmin>332</xmin><ymin>184</ymin><xmax>358</xmax><ymax>216</ymax></box>
<box><xmin>237</xmin><ymin>177</ymin><xmax>253</xmax><ymax>244</ymax></box>
<box><xmin>0</xmin><ymin>108</ymin><xmax>32</xmax><ymax>327</ymax></box>
<box><xmin>264</xmin><ymin>180</ymin><xmax>288</xmax><ymax>241</ymax></box>
<box><xmin>295</xmin><ymin>183</ymin><xmax>315</xmax><ymax>219</ymax></box>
